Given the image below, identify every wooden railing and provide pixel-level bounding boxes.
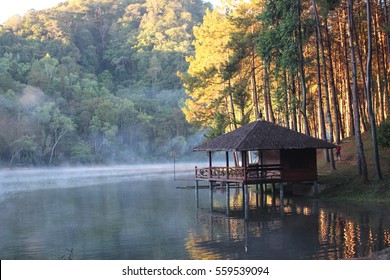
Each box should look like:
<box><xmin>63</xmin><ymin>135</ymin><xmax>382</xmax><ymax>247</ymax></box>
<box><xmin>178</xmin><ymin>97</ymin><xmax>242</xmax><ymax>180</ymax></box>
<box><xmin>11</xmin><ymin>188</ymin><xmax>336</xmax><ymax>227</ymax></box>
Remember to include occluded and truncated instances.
<box><xmin>195</xmin><ymin>166</ymin><xmax>245</xmax><ymax>181</ymax></box>
<box><xmin>246</xmin><ymin>164</ymin><xmax>283</xmax><ymax>181</ymax></box>
<box><xmin>195</xmin><ymin>164</ymin><xmax>283</xmax><ymax>182</ymax></box>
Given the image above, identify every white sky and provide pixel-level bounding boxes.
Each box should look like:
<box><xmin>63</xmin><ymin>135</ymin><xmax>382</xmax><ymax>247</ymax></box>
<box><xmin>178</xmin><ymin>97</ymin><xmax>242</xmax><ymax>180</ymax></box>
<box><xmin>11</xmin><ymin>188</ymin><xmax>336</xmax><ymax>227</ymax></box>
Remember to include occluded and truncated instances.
<box><xmin>0</xmin><ymin>0</ymin><xmax>66</xmax><ymax>24</ymax></box>
<box><xmin>0</xmin><ymin>0</ymin><xmax>222</xmax><ymax>24</ymax></box>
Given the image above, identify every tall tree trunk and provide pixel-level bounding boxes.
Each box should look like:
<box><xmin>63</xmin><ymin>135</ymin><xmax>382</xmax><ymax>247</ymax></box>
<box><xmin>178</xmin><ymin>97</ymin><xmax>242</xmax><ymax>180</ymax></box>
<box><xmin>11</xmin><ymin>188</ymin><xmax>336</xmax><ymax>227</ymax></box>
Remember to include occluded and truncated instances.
<box><xmin>335</xmin><ymin>20</ymin><xmax>347</xmax><ymax>139</ymax></box>
<box><xmin>263</xmin><ymin>64</ymin><xmax>270</xmax><ymax>121</ymax></box>
<box><xmin>347</xmin><ymin>0</ymin><xmax>368</xmax><ymax>182</ymax></box>
<box><xmin>228</xmin><ymin>78</ymin><xmax>238</xmax><ymax>130</ymax></box>
<box><xmin>227</xmin><ymin>78</ymin><xmax>239</xmax><ymax>167</ymax></box>
<box><xmin>383</xmin><ymin>0</ymin><xmax>390</xmax><ymax>65</ymax></box>
<box><xmin>283</xmin><ymin>70</ymin><xmax>290</xmax><ymax>127</ymax></box>
<box><xmin>312</xmin><ymin>0</ymin><xmax>336</xmax><ymax>170</ymax></box>
<box><xmin>341</xmin><ymin>7</ymin><xmax>355</xmax><ymax>137</ymax></box>
<box><xmin>314</xmin><ymin>20</ymin><xmax>331</xmax><ymax>165</ymax></box>
<box><xmin>264</xmin><ymin>63</ymin><xmax>275</xmax><ymax>123</ymax></box>
<box><xmin>291</xmin><ymin>72</ymin><xmax>298</xmax><ymax>131</ymax></box>
<box><xmin>298</xmin><ymin>0</ymin><xmax>310</xmax><ymax>135</ymax></box>
<box><xmin>379</xmin><ymin>1</ymin><xmax>390</xmax><ymax>120</ymax></box>
<box><xmin>380</xmin><ymin>34</ymin><xmax>390</xmax><ymax>120</ymax></box>
<box><xmin>325</xmin><ymin>18</ymin><xmax>341</xmax><ymax>144</ymax></box>
<box><xmin>366</xmin><ymin>0</ymin><xmax>383</xmax><ymax>180</ymax></box>
<box><xmin>354</xmin><ymin>23</ymin><xmax>369</xmax><ymax>132</ymax></box>
<box><xmin>313</xmin><ymin>2</ymin><xmax>326</xmax><ymax>141</ymax></box>
<box><xmin>251</xmin><ymin>46</ymin><xmax>260</xmax><ymax>120</ymax></box>
<box><xmin>373</xmin><ymin>5</ymin><xmax>384</xmax><ymax>123</ymax></box>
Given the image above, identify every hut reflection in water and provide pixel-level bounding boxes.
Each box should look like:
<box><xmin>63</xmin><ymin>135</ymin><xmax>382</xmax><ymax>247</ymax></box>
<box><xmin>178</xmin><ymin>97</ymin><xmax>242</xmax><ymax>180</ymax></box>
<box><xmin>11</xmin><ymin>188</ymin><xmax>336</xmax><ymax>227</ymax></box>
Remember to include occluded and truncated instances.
<box><xmin>188</xmin><ymin>186</ymin><xmax>390</xmax><ymax>260</ymax></box>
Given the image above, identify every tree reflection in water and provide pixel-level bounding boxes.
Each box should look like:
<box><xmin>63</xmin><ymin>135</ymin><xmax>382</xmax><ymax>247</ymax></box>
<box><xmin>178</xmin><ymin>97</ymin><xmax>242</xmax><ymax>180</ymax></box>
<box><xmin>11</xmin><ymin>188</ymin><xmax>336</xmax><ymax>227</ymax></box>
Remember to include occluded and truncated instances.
<box><xmin>187</xmin><ymin>186</ymin><xmax>390</xmax><ymax>259</ymax></box>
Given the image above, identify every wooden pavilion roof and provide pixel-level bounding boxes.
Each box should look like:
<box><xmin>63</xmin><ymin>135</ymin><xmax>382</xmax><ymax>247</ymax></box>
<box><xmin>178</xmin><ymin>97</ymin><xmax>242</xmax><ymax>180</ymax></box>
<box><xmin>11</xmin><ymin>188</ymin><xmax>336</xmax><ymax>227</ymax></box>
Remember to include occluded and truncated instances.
<box><xmin>193</xmin><ymin>120</ymin><xmax>336</xmax><ymax>152</ymax></box>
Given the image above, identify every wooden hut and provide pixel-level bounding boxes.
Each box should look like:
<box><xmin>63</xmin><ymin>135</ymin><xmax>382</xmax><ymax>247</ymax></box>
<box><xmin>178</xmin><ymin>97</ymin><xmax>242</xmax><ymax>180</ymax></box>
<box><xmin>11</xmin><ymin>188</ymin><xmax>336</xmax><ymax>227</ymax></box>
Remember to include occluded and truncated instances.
<box><xmin>193</xmin><ymin>120</ymin><xmax>336</xmax><ymax>185</ymax></box>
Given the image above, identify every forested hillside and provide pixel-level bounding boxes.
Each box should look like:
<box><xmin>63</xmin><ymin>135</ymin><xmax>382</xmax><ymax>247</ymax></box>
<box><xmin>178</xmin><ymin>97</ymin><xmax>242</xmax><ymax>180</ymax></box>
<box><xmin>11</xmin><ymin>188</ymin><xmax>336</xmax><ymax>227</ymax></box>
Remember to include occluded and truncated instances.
<box><xmin>1</xmin><ymin>0</ymin><xmax>389</xmax><ymax>181</ymax></box>
<box><xmin>0</xmin><ymin>0</ymin><xmax>211</xmax><ymax>165</ymax></box>
<box><xmin>181</xmin><ymin>0</ymin><xmax>390</xmax><ymax>182</ymax></box>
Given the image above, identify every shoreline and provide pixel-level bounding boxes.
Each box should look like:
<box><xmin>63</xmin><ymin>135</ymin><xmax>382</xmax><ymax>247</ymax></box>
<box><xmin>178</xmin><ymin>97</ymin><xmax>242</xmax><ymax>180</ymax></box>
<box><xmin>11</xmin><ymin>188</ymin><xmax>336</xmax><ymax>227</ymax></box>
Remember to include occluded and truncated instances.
<box><xmin>358</xmin><ymin>247</ymin><xmax>390</xmax><ymax>260</ymax></box>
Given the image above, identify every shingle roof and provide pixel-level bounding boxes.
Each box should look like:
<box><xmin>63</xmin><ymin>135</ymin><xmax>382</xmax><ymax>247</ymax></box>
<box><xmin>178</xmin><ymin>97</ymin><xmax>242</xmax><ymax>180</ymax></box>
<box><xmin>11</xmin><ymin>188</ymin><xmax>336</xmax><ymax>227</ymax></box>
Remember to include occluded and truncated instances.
<box><xmin>193</xmin><ymin>120</ymin><xmax>336</xmax><ymax>151</ymax></box>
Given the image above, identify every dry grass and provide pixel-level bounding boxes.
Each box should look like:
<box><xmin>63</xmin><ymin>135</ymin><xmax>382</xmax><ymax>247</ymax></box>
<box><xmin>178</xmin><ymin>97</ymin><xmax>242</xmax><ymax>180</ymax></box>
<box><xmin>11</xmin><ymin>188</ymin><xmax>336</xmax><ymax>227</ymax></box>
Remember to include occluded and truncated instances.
<box><xmin>316</xmin><ymin>131</ymin><xmax>390</xmax><ymax>202</ymax></box>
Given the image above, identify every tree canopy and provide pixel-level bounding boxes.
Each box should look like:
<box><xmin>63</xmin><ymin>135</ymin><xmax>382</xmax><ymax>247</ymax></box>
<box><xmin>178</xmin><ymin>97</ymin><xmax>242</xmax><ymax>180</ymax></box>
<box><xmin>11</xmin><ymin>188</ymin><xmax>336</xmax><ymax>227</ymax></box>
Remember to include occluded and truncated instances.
<box><xmin>181</xmin><ymin>0</ymin><xmax>389</xmax><ymax>181</ymax></box>
<box><xmin>0</xmin><ymin>0</ymin><xmax>211</xmax><ymax>165</ymax></box>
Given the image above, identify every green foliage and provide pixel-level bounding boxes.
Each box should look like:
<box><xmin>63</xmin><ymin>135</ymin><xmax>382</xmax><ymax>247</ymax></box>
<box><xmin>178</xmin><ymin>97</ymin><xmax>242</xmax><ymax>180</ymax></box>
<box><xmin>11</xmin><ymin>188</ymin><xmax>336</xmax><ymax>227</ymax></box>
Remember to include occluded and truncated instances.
<box><xmin>378</xmin><ymin>119</ymin><xmax>390</xmax><ymax>148</ymax></box>
<box><xmin>0</xmin><ymin>0</ymin><xmax>208</xmax><ymax>165</ymax></box>
<box><xmin>204</xmin><ymin>112</ymin><xmax>229</xmax><ymax>141</ymax></box>
<box><xmin>10</xmin><ymin>135</ymin><xmax>37</xmax><ymax>164</ymax></box>
<box><xmin>0</xmin><ymin>134</ymin><xmax>11</xmax><ymax>163</ymax></box>
<box><xmin>257</xmin><ymin>0</ymin><xmax>301</xmax><ymax>70</ymax></box>
<box><xmin>70</xmin><ymin>140</ymin><xmax>93</xmax><ymax>163</ymax></box>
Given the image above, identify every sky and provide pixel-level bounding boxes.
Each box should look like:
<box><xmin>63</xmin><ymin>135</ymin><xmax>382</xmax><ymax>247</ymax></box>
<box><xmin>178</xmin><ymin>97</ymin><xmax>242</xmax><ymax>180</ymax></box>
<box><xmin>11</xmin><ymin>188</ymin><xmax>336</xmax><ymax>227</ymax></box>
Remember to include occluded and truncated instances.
<box><xmin>0</xmin><ymin>0</ymin><xmax>65</xmax><ymax>24</ymax></box>
<box><xmin>0</xmin><ymin>0</ymin><xmax>222</xmax><ymax>24</ymax></box>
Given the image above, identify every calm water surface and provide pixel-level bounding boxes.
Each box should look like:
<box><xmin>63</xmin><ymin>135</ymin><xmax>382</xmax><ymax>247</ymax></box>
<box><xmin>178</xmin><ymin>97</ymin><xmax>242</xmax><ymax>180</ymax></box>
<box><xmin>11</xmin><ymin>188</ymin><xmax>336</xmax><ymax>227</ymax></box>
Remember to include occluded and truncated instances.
<box><xmin>0</xmin><ymin>165</ymin><xmax>389</xmax><ymax>260</ymax></box>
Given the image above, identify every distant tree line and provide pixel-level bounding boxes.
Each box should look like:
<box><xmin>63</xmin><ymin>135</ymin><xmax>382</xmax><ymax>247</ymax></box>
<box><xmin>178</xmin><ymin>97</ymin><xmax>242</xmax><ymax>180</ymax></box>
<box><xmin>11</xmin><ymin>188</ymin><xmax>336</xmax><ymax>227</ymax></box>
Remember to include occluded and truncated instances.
<box><xmin>0</xmin><ymin>0</ymin><xmax>211</xmax><ymax>165</ymax></box>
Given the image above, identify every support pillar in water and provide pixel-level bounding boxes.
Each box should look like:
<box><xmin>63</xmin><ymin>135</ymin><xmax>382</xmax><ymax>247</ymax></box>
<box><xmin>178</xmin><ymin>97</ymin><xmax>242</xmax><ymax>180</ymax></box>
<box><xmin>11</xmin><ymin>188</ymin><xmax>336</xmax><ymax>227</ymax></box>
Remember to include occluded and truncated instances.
<box><xmin>271</xmin><ymin>183</ymin><xmax>276</xmax><ymax>209</ymax></box>
<box><xmin>260</xmin><ymin>183</ymin><xmax>265</xmax><ymax>207</ymax></box>
<box><xmin>280</xmin><ymin>183</ymin><xmax>284</xmax><ymax>199</ymax></box>
<box><xmin>209</xmin><ymin>181</ymin><xmax>214</xmax><ymax>212</ymax></box>
<box><xmin>244</xmin><ymin>184</ymin><xmax>249</xmax><ymax>220</ymax></box>
<box><xmin>312</xmin><ymin>181</ymin><xmax>318</xmax><ymax>195</ymax></box>
<box><xmin>226</xmin><ymin>182</ymin><xmax>230</xmax><ymax>216</ymax></box>
<box><xmin>280</xmin><ymin>183</ymin><xmax>284</xmax><ymax>216</ymax></box>
<box><xmin>195</xmin><ymin>180</ymin><xmax>199</xmax><ymax>208</ymax></box>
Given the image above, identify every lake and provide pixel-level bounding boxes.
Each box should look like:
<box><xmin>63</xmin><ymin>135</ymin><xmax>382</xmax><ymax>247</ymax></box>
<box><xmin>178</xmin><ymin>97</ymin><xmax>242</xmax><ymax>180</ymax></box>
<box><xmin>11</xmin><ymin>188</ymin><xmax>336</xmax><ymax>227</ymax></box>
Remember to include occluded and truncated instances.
<box><xmin>0</xmin><ymin>165</ymin><xmax>389</xmax><ymax>260</ymax></box>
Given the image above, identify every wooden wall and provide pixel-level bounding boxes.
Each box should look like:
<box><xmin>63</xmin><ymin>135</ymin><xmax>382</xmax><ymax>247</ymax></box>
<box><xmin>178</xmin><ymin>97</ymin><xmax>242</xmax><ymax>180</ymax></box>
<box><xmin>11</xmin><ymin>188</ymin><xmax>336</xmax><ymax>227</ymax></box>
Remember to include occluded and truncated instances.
<box><xmin>280</xmin><ymin>149</ymin><xmax>317</xmax><ymax>182</ymax></box>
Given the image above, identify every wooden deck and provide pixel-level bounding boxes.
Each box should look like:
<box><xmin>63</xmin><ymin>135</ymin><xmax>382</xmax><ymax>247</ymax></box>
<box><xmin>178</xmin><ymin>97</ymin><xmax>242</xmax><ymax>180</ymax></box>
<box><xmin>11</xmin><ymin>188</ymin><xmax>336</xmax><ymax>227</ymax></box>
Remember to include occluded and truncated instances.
<box><xmin>195</xmin><ymin>164</ymin><xmax>283</xmax><ymax>184</ymax></box>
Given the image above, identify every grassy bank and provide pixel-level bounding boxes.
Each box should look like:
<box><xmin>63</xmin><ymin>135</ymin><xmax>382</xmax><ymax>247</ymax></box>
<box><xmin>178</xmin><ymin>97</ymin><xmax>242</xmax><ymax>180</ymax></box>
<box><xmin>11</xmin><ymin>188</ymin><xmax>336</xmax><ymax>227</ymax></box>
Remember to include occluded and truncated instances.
<box><xmin>317</xmin><ymin>132</ymin><xmax>390</xmax><ymax>202</ymax></box>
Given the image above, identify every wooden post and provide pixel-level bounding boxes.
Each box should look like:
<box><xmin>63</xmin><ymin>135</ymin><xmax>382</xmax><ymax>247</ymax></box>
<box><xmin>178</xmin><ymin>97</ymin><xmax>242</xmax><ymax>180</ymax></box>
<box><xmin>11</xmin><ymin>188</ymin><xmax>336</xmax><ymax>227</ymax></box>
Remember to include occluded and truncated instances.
<box><xmin>272</xmin><ymin>183</ymin><xmax>276</xmax><ymax>209</ymax></box>
<box><xmin>209</xmin><ymin>181</ymin><xmax>214</xmax><ymax>212</ymax></box>
<box><xmin>226</xmin><ymin>151</ymin><xmax>230</xmax><ymax>180</ymax></box>
<box><xmin>226</xmin><ymin>182</ymin><xmax>230</xmax><ymax>216</ymax></box>
<box><xmin>260</xmin><ymin>183</ymin><xmax>264</xmax><ymax>197</ymax></box>
<box><xmin>242</xmin><ymin>151</ymin><xmax>248</xmax><ymax>181</ymax></box>
<box><xmin>195</xmin><ymin>180</ymin><xmax>199</xmax><ymax>208</ymax></box>
<box><xmin>312</xmin><ymin>181</ymin><xmax>318</xmax><ymax>195</ymax></box>
<box><xmin>208</xmin><ymin>151</ymin><xmax>212</xmax><ymax>179</ymax></box>
<box><xmin>279</xmin><ymin>183</ymin><xmax>284</xmax><ymax>199</ymax></box>
<box><xmin>261</xmin><ymin>183</ymin><xmax>266</xmax><ymax>207</ymax></box>
<box><xmin>244</xmin><ymin>184</ymin><xmax>249</xmax><ymax>220</ymax></box>
<box><xmin>241</xmin><ymin>183</ymin><xmax>245</xmax><ymax>210</ymax></box>
<box><xmin>279</xmin><ymin>183</ymin><xmax>284</xmax><ymax>216</ymax></box>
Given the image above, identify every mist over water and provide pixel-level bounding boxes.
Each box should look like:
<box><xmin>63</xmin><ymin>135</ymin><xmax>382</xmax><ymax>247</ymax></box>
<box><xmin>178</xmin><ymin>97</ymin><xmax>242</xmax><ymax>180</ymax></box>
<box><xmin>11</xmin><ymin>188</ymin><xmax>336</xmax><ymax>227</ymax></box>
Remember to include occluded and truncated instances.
<box><xmin>0</xmin><ymin>165</ymin><xmax>390</xmax><ymax>260</ymax></box>
<box><xmin>0</xmin><ymin>164</ymin><xmax>195</xmax><ymax>202</ymax></box>
<box><xmin>0</xmin><ymin>165</ymin><xmax>196</xmax><ymax>259</ymax></box>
